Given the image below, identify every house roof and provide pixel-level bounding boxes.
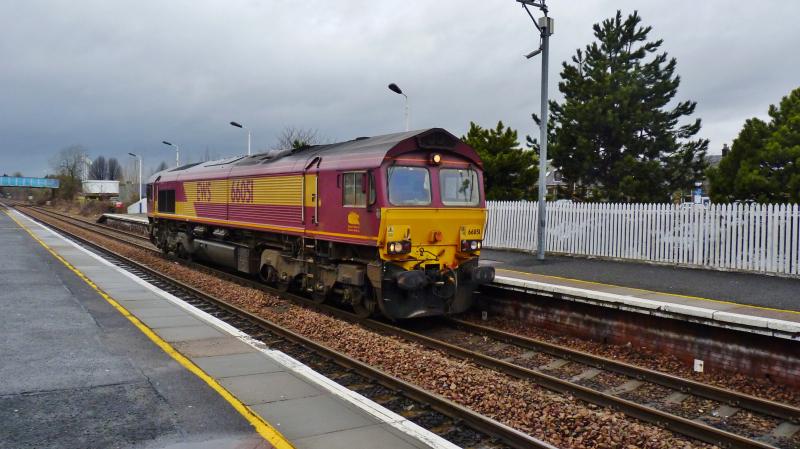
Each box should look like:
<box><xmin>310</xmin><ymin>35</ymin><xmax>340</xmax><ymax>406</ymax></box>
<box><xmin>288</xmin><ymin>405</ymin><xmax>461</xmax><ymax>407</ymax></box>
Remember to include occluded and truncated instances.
<box><xmin>706</xmin><ymin>154</ymin><xmax>723</xmax><ymax>167</ymax></box>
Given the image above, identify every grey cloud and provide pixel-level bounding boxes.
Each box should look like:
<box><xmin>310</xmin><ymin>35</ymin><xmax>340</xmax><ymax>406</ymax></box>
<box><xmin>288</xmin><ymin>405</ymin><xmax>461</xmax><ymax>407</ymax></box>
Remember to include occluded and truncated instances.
<box><xmin>1</xmin><ymin>0</ymin><xmax>798</xmax><ymax>176</ymax></box>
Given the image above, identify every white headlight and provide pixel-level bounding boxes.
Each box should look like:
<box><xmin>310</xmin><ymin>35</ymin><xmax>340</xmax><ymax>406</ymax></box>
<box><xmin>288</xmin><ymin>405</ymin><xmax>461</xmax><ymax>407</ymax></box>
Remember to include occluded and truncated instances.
<box><xmin>389</xmin><ymin>243</ymin><xmax>396</xmax><ymax>252</ymax></box>
<box><xmin>470</xmin><ymin>240</ymin><xmax>478</xmax><ymax>251</ymax></box>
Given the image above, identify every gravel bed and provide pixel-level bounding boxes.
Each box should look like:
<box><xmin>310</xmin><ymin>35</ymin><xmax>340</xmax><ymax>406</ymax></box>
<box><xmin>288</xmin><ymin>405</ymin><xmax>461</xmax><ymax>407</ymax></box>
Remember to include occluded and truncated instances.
<box><xmin>418</xmin><ymin>324</ymin><xmax>675</xmax><ymax>416</ymax></box>
<box><xmin>618</xmin><ymin>383</ymin><xmax>674</xmax><ymax>405</ymax></box>
<box><xmin>510</xmin><ymin>351</ymin><xmax>556</xmax><ymax>370</ymax></box>
<box><xmin>792</xmin><ymin>428</ymin><xmax>800</xmax><ymax>448</ymax></box>
<box><xmin>773</xmin><ymin>436</ymin><xmax>798</xmax><ymax>449</ymax></box>
<box><xmin>544</xmin><ymin>362</ymin><xmax>586</xmax><ymax>380</ymax></box>
<box><xmin>478</xmin><ymin>342</ymin><xmax>523</xmax><ymax>360</ymax></box>
<box><xmin>575</xmin><ymin>371</ymin><xmax>628</xmax><ymax>392</ymax></box>
<box><xmin>463</xmin><ymin>313</ymin><xmax>800</xmax><ymax>407</ymax></box>
<box><xmin>661</xmin><ymin>396</ymin><xmax>718</xmax><ymax>420</ymax></box>
<box><xmin>422</xmin><ymin>327</ymin><xmax>526</xmax><ymax>361</ymax></box>
<box><xmin>441</xmin><ymin>427</ymin><xmax>488</xmax><ymax>448</ymax></box>
<box><xmin>30</xmin><ymin>211</ymin><xmax>712</xmax><ymax>449</ymax></box>
<box><xmin>702</xmin><ymin>411</ymin><xmax>780</xmax><ymax>439</ymax></box>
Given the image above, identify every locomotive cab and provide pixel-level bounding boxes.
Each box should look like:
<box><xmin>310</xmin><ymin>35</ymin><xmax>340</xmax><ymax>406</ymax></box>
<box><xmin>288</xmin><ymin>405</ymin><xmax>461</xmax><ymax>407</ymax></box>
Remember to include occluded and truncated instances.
<box><xmin>374</xmin><ymin>149</ymin><xmax>495</xmax><ymax>319</ymax></box>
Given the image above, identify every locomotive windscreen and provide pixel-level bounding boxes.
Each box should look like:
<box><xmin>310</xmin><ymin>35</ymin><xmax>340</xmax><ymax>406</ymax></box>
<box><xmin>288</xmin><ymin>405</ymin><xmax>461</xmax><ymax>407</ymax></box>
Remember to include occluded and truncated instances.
<box><xmin>440</xmin><ymin>169</ymin><xmax>479</xmax><ymax>206</ymax></box>
<box><xmin>388</xmin><ymin>166</ymin><xmax>431</xmax><ymax>206</ymax></box>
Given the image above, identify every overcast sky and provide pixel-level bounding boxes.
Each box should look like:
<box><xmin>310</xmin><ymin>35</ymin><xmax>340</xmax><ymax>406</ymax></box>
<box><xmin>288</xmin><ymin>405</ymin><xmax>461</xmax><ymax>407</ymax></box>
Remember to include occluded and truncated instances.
<box><xmin>1</xmin><ymin>0</ymin><xmax>798</xmax><ymax>177</ymax></box>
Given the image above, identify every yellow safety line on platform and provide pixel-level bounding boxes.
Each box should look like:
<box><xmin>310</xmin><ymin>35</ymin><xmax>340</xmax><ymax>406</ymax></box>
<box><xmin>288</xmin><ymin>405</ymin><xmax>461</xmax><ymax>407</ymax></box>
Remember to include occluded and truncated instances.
<box><xmin>5</xmin><ymin>210</ymin><xmax>295</xmax><ymax>449</ymax></box>
<box><xmin>496</xmin><ymin>267</ymin><xmax>800</xmax><ymax>316</ymax></box>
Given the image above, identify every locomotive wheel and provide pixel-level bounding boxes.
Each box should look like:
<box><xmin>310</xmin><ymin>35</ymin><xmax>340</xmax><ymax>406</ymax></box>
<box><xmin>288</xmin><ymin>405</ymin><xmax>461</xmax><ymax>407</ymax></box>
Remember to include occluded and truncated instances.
<box><xmin>352</xmin><ymin>289</ymin><xmax>377</xmax><ymax>319</ymax></box>
<box><xmin>258</xmin><ymin>265</ymin><xmax>277</xmax><ymax>285</ymax></box>
<box><xmin>157</xmin><ymin>235</ymin><xmax>168</xmax><ymax>253</ymax></box>
<box><xmin>175</xmin><ymin>243</ymin><xmax>191</xmax><ymax>261</ymax></box>
<box><xmin>311</xmin><ymin>290</ymin><xmax>327</xmax><ymax>304</ymax></box>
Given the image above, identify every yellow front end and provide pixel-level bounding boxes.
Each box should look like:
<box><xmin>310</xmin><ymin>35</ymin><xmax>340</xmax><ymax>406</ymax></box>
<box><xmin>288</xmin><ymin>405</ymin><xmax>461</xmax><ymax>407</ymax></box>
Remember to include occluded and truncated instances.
<box><xmin>373</xmin><ymin>206</ymin><xmax>493</xmax><ymax>319</ymax></box>
<box><xmin>377</xmin><ymin>207</ymin><xmax>487</xmax><ymax>269</ymax></box>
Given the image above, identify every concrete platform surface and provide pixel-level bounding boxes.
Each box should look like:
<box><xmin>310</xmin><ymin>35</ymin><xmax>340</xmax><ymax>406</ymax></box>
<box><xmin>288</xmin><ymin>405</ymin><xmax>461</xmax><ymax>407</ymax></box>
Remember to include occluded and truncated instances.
<box><xmin>2</xmin><ymin>208</ymin><xmax>457</xmax><ymax>449</ymax></box>
<box><xmin>102</xmin><ymin>212</ymin><xmax>148</xmax><ymax>224</ymax></box>
<box><xmin>0</xmin><ymin>211</ymin><xmax>266</xmax><ymax>449</ymax></box>
<box><xmin>481</xmin><ymin>248</ymin><xmax>800</xmax><ymax>339</ymax></box>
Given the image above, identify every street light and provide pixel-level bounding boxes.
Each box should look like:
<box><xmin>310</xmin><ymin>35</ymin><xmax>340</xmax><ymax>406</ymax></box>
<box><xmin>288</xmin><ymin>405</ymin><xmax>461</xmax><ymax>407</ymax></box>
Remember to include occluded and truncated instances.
<box><xmin>162</xmin><ymin>141</ymin><xmax>180</xmax><ymax>167</ymax></box>
<box><xmin>516</xmin><ymin>0</ymin><xmax>554</xmax><ymax>261</ymax></box>
<box><xmin>230</xmin><ymin>121</ymin><xmax>251</xmax><ymax>156</ymax></box>
<box><xmin>388</xmin><ymin>83</ymin><xmax>410</xmax><ymax>131</ymax></box>
<box><xmin>128</xmin><ymin>152</ymin><xmax>143</xmax><ymax>213</ymax></box>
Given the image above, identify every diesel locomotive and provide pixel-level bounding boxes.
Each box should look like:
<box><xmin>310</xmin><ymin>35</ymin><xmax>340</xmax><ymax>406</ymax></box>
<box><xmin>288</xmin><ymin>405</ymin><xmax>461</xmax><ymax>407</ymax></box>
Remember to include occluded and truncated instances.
<box><xmin>146</xmin><ymin>128</ymin><xmax>495</xmax><ymax>319</ymax></box>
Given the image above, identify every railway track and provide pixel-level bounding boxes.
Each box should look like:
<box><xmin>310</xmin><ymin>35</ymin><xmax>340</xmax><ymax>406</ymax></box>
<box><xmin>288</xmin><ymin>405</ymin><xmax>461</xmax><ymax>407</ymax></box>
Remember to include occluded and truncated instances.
<box><xmin>14</xmin><ymin>204</ymin><xmax>800</xmax><ymax>449</ymax></box>
<box><xmin>409</xmin><ymin>320</ymin><xmax>800</xmax><ymax>448</ymax></box>
<box><xmin>22</xmin><ymin>206</ymin><xmax>151</xmax><ymax>243</ymax></box>
<box><xmin>7</xmin><ymin>203</ymin><xmax>552</xmax><ymax>449</ymax></box>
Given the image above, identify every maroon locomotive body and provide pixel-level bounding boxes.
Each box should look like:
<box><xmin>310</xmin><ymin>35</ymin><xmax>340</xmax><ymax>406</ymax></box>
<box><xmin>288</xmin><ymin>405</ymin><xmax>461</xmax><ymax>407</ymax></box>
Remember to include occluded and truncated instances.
<box><xmin>147</xmin><ymin>128</ymin><xmax>494</xmax><ymax>319</ymax></box>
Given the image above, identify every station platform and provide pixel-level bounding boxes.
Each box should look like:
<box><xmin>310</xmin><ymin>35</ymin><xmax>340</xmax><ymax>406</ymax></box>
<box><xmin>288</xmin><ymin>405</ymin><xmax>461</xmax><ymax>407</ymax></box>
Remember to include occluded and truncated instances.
<box><xmin>101</xmin><ymin>212</ymin><xmax>148</xmax><ymax>224</ymax></box>
<box><xmin>98</xmin><ymin>212</ymin><xmax>149</xmax><ymax>234</ymax></box>
<box><xmin>480</xmin><ymin>248</ymin><xmax>800</xmax><ymax>340</ymax></box>
<box><xmin>1</xmin><ymin>209</ymin><xmax>453</xmax><ymax>449</ymax></box>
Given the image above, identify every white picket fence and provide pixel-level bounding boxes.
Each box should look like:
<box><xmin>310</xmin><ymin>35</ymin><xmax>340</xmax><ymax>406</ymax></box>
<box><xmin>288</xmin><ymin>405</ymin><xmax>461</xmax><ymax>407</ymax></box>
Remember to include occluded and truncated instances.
<box><xmin>484</xmin><ymin>201</ymin><xmax>800</xmax><ymax>276</ymax></box>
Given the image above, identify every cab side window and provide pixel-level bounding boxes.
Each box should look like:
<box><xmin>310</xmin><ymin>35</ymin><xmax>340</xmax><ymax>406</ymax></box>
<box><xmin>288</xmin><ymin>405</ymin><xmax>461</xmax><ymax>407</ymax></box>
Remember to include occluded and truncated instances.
<box><xmin>342</xmin><ymin>172</ymin><xmax>375</xmax><ymax>207</ymax></box>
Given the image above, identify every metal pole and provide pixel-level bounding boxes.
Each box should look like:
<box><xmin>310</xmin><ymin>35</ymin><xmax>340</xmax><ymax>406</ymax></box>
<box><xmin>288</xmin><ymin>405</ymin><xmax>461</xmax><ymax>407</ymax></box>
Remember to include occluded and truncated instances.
<box><xmin>536</xmin><ymin>22</ymin><xmax>550</xmax><ymax>260</ymax></box>
<box><xmin>404</xmin><ymin>94</ymin><xmax>410</xmax><ymax>131</ymax></box>
<box><xmin>247</xmin><ymin>130</ymin><xmax>251</xmax><ymax>156</ymax></box>
<box><xmin>176</xmin><ymin>146</ymin><xmax>180</xmax><ymax>167</ymax></box>
<box><xmin>138</xmin><ymin>157</ymin><xmax>143</xmax><ymax>213</ymax></box>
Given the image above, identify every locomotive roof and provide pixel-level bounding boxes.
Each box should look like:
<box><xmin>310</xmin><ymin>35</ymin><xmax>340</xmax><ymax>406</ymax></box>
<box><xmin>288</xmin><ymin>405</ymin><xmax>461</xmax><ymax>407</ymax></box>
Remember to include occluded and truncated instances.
<box><xmin>149</xmin><ymin>128</ymin><xmax>481</xmax><ymax>182</ymax></box>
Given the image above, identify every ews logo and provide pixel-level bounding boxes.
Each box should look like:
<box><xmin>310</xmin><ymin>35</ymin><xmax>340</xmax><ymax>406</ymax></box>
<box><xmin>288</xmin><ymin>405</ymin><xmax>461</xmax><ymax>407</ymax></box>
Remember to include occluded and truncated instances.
<box><xmin>196</xmin><ymin>182</ymin><xmax>212</xmax><ymax>202</ymax></box>
<box><xmin>231</xmin><ymin>179</ymin><xmax>254</xmax><ymax>203</ymax></box>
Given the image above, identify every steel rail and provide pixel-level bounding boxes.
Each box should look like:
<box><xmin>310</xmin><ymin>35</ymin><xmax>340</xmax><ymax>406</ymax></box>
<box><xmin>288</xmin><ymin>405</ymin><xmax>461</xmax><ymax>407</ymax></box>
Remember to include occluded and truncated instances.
<box><xmin>12</xmin><ymin>204</ymin><xmax>557</xmax><ymax>449</ymax></box>
<box><xmin>354</xmin><ymin>321</ymin><xmax>776</xmax><ymax>449</ymax></box>
<box><xmin>18</xmin><ymin>208</ymin><xmax>157</xmax><ymax>259</ymax></box>
<box><xmin>22</xmin><ymin>206</ymin><xmax>150</xmax><ymax>242</ymax></box>
<box><xmin>16</xmin><ymin>205</ymin><xmax>786</xmax><ymax>448</ymax></box>
<box><xmin>448</xmin><ymin>317</ymin><xmax>800</xmax><ymax>423</ymax></box>
<box><xmin>147</xmin><ymin>255</ymin><xmax>790</xmax><ymax>448</ymax></box>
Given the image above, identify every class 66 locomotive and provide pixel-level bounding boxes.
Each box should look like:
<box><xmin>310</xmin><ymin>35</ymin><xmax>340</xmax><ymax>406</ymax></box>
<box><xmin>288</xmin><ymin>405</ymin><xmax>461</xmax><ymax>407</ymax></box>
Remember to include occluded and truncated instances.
<box><xmin>146</xmin><ymin>128</ymin><xmax>495</xmax><ymax>320</ymax></box>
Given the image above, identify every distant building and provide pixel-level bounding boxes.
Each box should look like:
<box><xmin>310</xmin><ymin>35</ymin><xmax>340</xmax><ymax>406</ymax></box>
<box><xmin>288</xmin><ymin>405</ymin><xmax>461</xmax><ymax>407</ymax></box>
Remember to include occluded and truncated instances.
<box><xmin>700</xmin><ymin>144</ymin><xmax>728</xmax><ymax>196</ymax></box>
<box><xmin>705</xmin><ymin>144</ymin><xmax>728</xmax><ymax>170</ymax></box>
<box><xmin>705</xmin><ymin>154</ymin><xmax>723</xmax><ymax>167</ymax></box>
<box><xmin>533</xmin><ymin>163</ymin><xmax>570</xmax><ymax>199</ymax></box>
<box><xmin>82</xmin><ymin>180</ymin><xmax>119</xmax><ymax>199</ymax></box>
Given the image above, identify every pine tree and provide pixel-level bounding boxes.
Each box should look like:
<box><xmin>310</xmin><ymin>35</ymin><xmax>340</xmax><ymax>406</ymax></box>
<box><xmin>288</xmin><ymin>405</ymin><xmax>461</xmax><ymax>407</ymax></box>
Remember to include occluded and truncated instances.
<box><xmin>708</xmin><ymin>87</ymin><xmax>800</xmax><ymax>203</ymax></box>
<box><xmin>462</xmin><ymin>121</ymin><xmax>538</xmax><ymax>200</ymax></box>
<box><xmin>541</xmin><ymin>11</ymin><xmax>708</xmax><ymax>202</ymax></box>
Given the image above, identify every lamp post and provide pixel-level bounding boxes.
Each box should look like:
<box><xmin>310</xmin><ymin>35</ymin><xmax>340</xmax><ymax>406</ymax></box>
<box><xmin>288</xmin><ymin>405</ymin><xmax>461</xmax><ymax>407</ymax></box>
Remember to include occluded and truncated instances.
<box><xmin>162</xmin><ymin>141</ymin><xmax>180</xmax><ymax>167</ymax></box>
<box><xmin>516</xmin><ymin>0</ymin><xmax>553</xmax><ymax>261</ymax></box>
<box><xmin>388</xmin><ymin>83</ymin><xmax>410</xmax><ymax>131</ymax></box>
<box><xmin>229</xmin><ymin>121</ymin><xmax>251</xmax><ymax>156</ymax></box>
<box><xmin>128</xmin><ymin>152</ymin><xmax>143</xmax><ymax>213</ymax></box>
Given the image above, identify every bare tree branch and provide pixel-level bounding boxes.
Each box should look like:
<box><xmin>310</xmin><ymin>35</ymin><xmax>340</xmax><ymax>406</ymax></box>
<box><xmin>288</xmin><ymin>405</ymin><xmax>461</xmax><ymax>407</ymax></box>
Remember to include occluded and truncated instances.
<box><xmin>107</xmin><ymin>158</ymin><xmax>123</xmax><ymax>180</ymax></box>
<box><xmin>49</xmin><ymin>144</ymin><xmax>88</xmax><ymax>200</ymax></box>
<box><xmin>273</xmin><ymin>126</ymin><xmax>321</xmax><ymax>150</ymax></box>
<box><xmin>89</xmin><ymin>156</ymin><xmax>107</xmax><ymax>179</ymax></box>
<box><xmin>50</xmin><ymin>145</ymin><xmax>88</xmax><ymax>180</ymax></box>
